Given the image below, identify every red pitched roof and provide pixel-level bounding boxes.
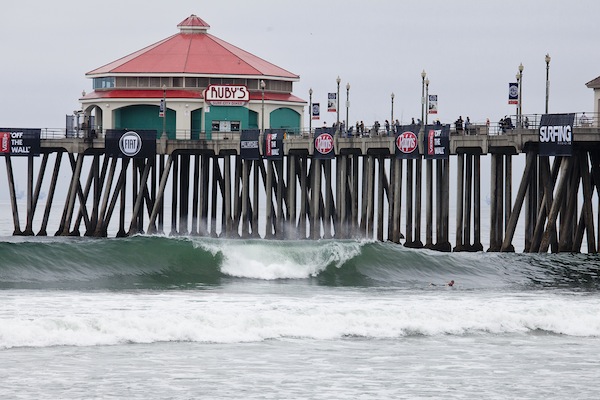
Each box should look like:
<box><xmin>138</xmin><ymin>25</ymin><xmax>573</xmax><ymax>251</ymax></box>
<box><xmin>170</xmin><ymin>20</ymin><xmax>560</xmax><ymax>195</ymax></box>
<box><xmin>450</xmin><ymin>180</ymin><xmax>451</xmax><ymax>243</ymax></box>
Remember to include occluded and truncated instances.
<box><xmin>87</xmin><ymin>15</ymin><xmax>298</xmax><ymax>79</ymax></box>
<box><xmin>82</xmin><ymin>89</ymin><xmax>306</xmax><ymax>103</ymax></box>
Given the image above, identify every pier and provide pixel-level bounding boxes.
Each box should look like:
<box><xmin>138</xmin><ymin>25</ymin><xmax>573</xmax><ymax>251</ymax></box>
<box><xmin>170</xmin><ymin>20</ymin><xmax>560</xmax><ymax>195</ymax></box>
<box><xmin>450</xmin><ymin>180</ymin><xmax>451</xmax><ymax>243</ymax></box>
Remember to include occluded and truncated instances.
<box><xmin>4</xmin><ymin>122</ymin><xmax>600</xmax><ymax>253</ymax></box>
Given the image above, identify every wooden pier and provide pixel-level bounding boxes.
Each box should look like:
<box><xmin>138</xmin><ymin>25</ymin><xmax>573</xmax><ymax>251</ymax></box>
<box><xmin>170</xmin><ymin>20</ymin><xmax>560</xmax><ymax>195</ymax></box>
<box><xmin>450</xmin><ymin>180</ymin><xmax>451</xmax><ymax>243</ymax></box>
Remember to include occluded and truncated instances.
<box><xmin>4</xmin><ymin>127</ymin><xmax>600</xmax><ymax>253</ymax></box>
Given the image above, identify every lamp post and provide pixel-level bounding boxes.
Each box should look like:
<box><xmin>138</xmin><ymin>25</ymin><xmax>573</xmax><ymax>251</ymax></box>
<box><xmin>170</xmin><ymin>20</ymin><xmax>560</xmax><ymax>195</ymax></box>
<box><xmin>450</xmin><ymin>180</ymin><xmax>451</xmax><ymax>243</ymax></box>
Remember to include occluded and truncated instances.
<box><xmin>391</xmin><ymin>92</ymin><xmax>395</xmax><ymax>126</ymax></box>
<box><xmin>162</xmin><ymin>84</ymin><xmax>166</xmax><ymax>139</ymax></box>
<box><xmin>309</xmin><ymin>87</ymin><xmax>313</xmax><ymax>136</ymax></box>
<box><xmin>260</xmin><ymin>80</ymin><xmax>265</xmax><ymax>133</ymax></box>
<box><xmin>517</xmin><ymin>63</ymin><xmax>524</xmax><ymax>126</ymax></box>
<box><xmin>345</xmin><ymin>82</ymin><xmax>350</xmax><ymax>136</ymax></box>
<box><xmin>421</xmin><ymin>70</ymin><xmax>426</xmax><ymax>129</ymax></box>
<box><xmin>336</xmin><ymin>76</ymin><xmax>341</xmax><ymax>133</ymax></box>
<box><xmin>425</xmin><ymin>78</ymin><xmax>429</xmax><ymax>126</ymax></box>
<box><xmin>545</xmin><ymin>53</ymin><xmax>551</xmax><ymax>114</ymax></box>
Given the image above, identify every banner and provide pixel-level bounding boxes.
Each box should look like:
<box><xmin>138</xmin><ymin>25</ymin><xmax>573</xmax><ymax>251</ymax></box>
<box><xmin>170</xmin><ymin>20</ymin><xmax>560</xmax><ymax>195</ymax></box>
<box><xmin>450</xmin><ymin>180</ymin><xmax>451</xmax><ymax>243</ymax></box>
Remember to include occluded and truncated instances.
<box><xmin>105</xmin><ymin>129</ymin><xmax>156</xmax><ymax>158</ymax></box>
<box><xmin>539</xmin><ymin>113</ymin><xmax>574</xmax><ymax>156</ymax></box>
<box><xmin>312</xmin><ymin>103</ymin><xmax>320</xmax><ymax>120</ymax></box>
<box><xmin>240</xmin><ymin>129</ymin><xmax>260</xmax><ymax>160</ymax></box>
<box><xmin>327</xmin><ymin>93</ymin><xmax>337</xmax><ymax>112</ymax></box>
<box><xmin>313</xmin><ymin>127</ymin><xmax>335</xmax><ymax>159</ymax></box>
<box><xmin>395</xmin><ymin>126</ymin><xmax>421</xmax><ymax>159</ymax></box>
<box><xmin>0</xmin><ymin>128</ymin><xmax>41</xmax><ymax>156</ymax></box>
<box><xmin>423</xmin><ymin>124</ymin><xmax>450</xmax><ymax>159</ymax></box>
<box><xmin>428</xmin><ymin>95</ymin><xmax>438</xmax><ymax>114</ymax></box>
<box><xmin>508</xmin><ymin>82</ymin><xmax>518</xmax><ymax>105</ymax></box>
<box><xmin>263</xmin><ymin>129</ymin><xmax>284</xmax><ymax>160</ymax></box>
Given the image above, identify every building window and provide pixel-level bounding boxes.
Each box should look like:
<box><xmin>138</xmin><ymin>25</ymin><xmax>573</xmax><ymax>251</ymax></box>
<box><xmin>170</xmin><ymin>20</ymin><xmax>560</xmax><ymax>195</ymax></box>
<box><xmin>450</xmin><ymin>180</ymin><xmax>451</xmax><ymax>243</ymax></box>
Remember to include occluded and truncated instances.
<box><xmin>150</xmin><ymin>77</ymin><xmax>161</xmax><ymax>87</ymax></box>
<box><xmin>185</xmin><ymin>77</ymin><xmax>197</xmax><ymax>88</ymax></box>
<box><xmin>211</xmin><ymin>120</ymin><xmax>241</xmax><ymax>132</ymax></box>
<box><xmin>126</xmin><ymin>77</ymin><xmax>138</xmax><ymax>87</ymax></box>
<box><xmin>172</xmin><ymin>77</ymin><xmax>183</xmax><ymax>87</ymax></box>
<box><xmin>93</xmin><ymin>77</ymin><xmax>115</xmax><ymax>89</ymax></box>
<box><xmin>138</xmin><ymin>77</ymin><xmax>149</xmax><ymax>87</ymax></box>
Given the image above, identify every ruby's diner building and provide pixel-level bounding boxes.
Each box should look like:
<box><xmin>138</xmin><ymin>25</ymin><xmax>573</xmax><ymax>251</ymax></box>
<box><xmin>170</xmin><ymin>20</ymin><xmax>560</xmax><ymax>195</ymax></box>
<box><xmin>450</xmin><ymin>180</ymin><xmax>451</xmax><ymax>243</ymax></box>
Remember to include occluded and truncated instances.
<box><xmin>80</xmin><ymin>15</ymin><xmax>305</xmax><ymax>139</ymax></box>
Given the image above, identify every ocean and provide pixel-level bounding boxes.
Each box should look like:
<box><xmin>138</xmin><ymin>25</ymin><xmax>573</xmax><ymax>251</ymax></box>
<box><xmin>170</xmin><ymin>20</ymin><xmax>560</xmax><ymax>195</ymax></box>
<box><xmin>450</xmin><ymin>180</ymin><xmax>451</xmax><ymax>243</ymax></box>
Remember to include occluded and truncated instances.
<box><xmin>1</xmin><ymin>233</ymin><xmax>600</xmax><ymax>399</ymax></box>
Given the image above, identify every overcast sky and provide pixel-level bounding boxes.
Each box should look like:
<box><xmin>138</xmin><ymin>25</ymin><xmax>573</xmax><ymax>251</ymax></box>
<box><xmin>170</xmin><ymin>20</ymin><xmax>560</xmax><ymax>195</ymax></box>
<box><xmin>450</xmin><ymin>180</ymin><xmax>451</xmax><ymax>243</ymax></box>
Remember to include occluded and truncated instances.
<box><xmin>1</xmin><ymin>0</ymin><xmax>599</xmax><ymax>130</ymax></box>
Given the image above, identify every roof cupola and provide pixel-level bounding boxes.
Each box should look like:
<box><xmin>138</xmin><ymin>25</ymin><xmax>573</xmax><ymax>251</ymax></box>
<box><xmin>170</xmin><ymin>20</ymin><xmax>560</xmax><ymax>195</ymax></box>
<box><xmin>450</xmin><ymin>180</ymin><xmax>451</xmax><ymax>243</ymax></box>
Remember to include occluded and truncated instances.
<box><xmin>177</xmin><ymin>14</ymin><xmax>210</xmax><ymax>34</ymax></box>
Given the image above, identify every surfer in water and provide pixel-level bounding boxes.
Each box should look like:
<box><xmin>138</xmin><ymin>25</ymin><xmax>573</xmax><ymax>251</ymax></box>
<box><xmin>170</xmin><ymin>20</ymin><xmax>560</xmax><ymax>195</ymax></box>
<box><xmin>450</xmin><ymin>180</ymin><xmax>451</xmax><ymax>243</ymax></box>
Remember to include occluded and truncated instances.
<box><xmin>429</xmin><ymin>280</ymin><xmax>455</xmax><ymax>287</ymax></box>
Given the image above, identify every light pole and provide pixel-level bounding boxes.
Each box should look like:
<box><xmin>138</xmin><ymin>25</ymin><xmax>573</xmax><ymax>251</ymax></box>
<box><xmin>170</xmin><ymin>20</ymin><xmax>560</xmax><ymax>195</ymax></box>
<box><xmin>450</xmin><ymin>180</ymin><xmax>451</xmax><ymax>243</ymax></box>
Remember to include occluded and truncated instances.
<box><xmin>309</xmin><ymin>87</ymin><xmax>313</xmax><ymax>136</ymax></box>
<box><xmin>260</xmin><ymin>80</ymin><xmax>265</xmax><ymax>133</ymax></box>
<box><xmin>545</xmin><ymin>53</ymin><xmax>551</xmax><ymax>114</ymax></box>
<box><xmin>336</xmin><ymin>76</ymin><xmax>341</xmax><ymax>133</ymax></box>
<box><xmin>517</xmin><ymin>63</ymin><xmax>524</xmax><ymax>126</ymax></box>
<box><xmin>425</xmin><ymin>78</ymin><xmax>430</xmax><ymax>126</ymax></box>
<box><xmin>391</xmin><ymin>92</ymin><xmax>395</xmax><ymax>126</ymax></box>
<box><xmin>162</xmin><ymin>84</ymin><xmax>166</xmax><ymax>139</ymax></box>
<box><xmin>345</xmin><ymin>82</ymin><xmax>350</xmax><ymax>136</ymax></box>
<box><xmin>421</xmin><ymin>70</ymin><xmax>426</xmax><ymax>129</ymax></box>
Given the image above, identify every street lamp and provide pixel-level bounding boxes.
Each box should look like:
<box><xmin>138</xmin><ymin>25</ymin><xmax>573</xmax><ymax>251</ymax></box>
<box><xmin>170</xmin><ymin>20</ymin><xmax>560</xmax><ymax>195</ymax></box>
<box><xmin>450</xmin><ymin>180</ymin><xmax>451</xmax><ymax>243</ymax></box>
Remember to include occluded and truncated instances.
<box><xmin>260</xmin><ymin>80</ymin><xmax>265</xmax><ymax>133</ymax></box>
<box><xmin>391</xmin><ymin>92</ymin><xmax>395</xmax><ymax>126</ymax></box>
<box><xmin>421</xmin><ymin>70</ymin><xmax>426</xmax><ymax>129</ymax></box>
<box><xmin>309</xmin><ymin>87</ymin><xmax>313</xmax><ymax>136</ymax></box>
<box><xmin>545</xmin><ymin>53</ymin><xmax>551</xmax><ymax>114</ymax></box>
<box><xmin>162</xmin><ymin>84</ymin><xmax>166</xmax><ymax>139</ymax></box>
<box><xmin>336</xmin><ymin>76</ymin><xmax>341</xmax><ymax>133</ymax></box>
<box><xmin>345</xmin><ymin>82</ymin><xmax>350</xmax><ymax>136</ymax></box>
<box><xmin>517</xmin><ymin>63</ymin><xmax>524</xmax><ymax>126</ymax></box>
<box><xmin>425</xmin><ymin>78</ymin><xmax>430</xmax><ymax>126</ymax></box>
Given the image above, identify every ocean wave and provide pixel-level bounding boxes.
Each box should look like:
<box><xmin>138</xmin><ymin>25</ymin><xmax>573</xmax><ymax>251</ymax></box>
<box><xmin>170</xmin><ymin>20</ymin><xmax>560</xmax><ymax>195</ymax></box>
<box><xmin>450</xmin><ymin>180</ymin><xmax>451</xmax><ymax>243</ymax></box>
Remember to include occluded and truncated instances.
<box><xmin>0</xmin><ymin>236</ymin><xmax>599</xmax><ymax>290</ymax></box>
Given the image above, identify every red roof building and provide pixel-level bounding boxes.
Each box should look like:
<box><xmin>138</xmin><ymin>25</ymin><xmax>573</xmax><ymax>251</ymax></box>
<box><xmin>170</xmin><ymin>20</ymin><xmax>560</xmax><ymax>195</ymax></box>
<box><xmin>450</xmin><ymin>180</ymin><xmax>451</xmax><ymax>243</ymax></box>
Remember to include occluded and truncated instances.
<box><xmin>80</xmin><ymin>15</ymin><xmax>305</xmax><ymax>138</ymax></box>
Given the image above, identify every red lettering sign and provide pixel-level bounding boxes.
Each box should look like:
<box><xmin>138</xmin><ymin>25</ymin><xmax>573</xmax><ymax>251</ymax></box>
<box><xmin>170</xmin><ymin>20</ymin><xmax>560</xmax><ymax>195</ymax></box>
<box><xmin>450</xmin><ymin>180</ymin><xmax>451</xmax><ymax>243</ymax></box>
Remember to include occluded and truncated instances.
<box><xmin>315</xmin><ymin>133</ymin><xmax>334</xmax><ymax>154</ymax></box>
<box><xmin>0</xmin><ymin>132</ymin><xmax>10</xmax><ymax>153</ymax></box>
<box><xmin>396</xmin><ymin>131</ymin><xmax>418</xmax><ymax>154</ymax></box>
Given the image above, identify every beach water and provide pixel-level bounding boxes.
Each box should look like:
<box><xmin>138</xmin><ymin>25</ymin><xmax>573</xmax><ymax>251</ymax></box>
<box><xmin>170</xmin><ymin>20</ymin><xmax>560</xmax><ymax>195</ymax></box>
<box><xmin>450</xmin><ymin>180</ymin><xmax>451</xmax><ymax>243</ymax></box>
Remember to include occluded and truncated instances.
<box><xmin>1</xmin><ymin>232</ymin><xmax>600</xmax><ymax>399</ymax></box>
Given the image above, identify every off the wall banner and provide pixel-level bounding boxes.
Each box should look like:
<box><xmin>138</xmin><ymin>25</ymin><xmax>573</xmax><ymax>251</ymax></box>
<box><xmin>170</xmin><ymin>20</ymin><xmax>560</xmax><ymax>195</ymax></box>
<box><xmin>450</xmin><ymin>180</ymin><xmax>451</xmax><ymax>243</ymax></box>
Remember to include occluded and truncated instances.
<box><xmin>428</xmin><ymin>95</ymin><xmax>438</xmax><ymax>114</ymax></box>
<box><xmin>395</xmin><ymin>126</ymin><xmax>421</xmax><ymax>159</ymax></box>
<box><xmin>105</xmin><ymin>129</ymin><xmax>156</xmax><ymax>158</ymax></box>
<box><xmin>263</xmin><ymin>129</ymin><xmax>284</xmax><ymax>160</ymax></box>
<box><xmin>423</xmin><ymin>124</ymin><xmax>450</xmax><ymax>159</ymax></box>
<box><xmin>327</xmin><ymin>93</ymin><xmax>337</xmax><ymax>112</ymax></box>
<box><xmin>312</xmin><ymin>103</ymin><xmax>320</xmax><ymax>120</ymax></box>
<box><xmin>0</xmin><ymin>128</ymin><xmax>41</xmax><ymax>156</ymax></box>
<box><xmin>240</xmin><ymin>129</ymin><xmax>260</xmax><ymax>160</ymax></box>
<box><xmin>313</xmin><ymin>127</ymin><xmax>335</xmax><ymax>159</ymax></box>
<box><xmin>508</xmin><ymin>82</ymin><xmax>518</xmax><ymax>105</ymax></box>
<box><xmin>539</xmin><ymin>113</ymin><xmax>574</xmax><ymax>156</ymax></box>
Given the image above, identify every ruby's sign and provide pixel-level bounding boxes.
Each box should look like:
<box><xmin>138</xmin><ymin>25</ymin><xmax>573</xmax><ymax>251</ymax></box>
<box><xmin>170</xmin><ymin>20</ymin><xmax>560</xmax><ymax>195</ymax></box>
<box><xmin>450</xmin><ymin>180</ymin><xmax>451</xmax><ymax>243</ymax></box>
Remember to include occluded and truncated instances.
<box><xmin>205</xmin><ymin>85</ymin><xmax>249</xmax><ymax>106</ymax></box>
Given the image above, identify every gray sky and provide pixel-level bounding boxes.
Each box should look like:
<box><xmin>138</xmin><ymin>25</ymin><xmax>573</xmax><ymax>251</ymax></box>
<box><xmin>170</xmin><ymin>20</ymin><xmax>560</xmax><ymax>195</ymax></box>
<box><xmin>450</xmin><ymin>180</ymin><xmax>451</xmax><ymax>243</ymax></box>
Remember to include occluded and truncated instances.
<box><xmin>1</xmin><ymin>0</ymin><xmax>599</xmax><ymax>129</ymax></box>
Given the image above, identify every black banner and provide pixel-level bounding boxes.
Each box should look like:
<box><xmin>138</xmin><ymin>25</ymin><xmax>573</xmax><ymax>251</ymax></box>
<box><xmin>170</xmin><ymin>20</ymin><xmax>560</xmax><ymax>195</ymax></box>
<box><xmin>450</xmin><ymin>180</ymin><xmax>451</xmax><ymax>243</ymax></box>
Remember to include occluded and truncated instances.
<box><xmin>240</xmin><ymin>129</ymin><xmax>260</xmax><ymax>160</ymax></box>
<box><xmin>395</xmin><ymin>125</ymin><xmax>421</xmax><ymax>159</ymax></box>
<box><xmin>0</xmin><ymin>128</ymin><xmax>41</xmax><ymax>156</ymax></box>
<box><xmin>423</xmin><ymin>124</ymin><xmax>450</xmax><ymax>159</ymax></box>
<box><xmin>263</xmin><ymin>129</ymin><xmax>284</xmax><ymax>160</ymax></box>
<box><xmin>105</xmin><ymin>129</ymin><xmax>156</xmax><ymax>158</ymax></box>
<box><xmin>313</xmin><ymin>127</ymin><xmax>335</xmax><ymax>159</ymax></box>
<box><xmin>539</xmin><ymin>113</ymin><xmax>574</xmax><ymax>156</ymax></box>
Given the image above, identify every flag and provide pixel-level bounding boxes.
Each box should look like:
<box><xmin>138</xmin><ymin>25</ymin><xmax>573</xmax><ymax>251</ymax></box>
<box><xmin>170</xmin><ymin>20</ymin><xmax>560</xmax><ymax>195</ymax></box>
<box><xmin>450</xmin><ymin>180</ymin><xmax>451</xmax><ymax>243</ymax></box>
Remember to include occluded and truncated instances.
<box><xmin>508</xmin><ymin>83</ymin><xmax>518</xmax><ymax>105</ymax></box>
<box><xmin>312</xmin><ymin>103</ymin><xmax>320</xmax><ymax>120</ymax></box>
<box><xmin>428</xmin><ymin>95</ymin><xmax>438</xmax><ymax>114</ymax></box>
<box><xmin>327</xmin><ymin>93</ymin><xmax>337</xmax><ymax>112</ymax></box>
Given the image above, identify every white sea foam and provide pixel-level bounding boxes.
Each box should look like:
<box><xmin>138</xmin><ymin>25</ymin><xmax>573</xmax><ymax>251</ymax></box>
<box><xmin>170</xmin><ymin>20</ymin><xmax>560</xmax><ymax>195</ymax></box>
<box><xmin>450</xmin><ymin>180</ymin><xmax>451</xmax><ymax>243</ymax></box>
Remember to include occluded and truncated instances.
<box><xmin>1</xmin><ymin>290</ymin><xmax>599</xmax><ymax>349</ymax></box>
<box><xmin>196</xmin><ymin>239</ymin><xmax>365</xmax><ymax>279</ymax></box>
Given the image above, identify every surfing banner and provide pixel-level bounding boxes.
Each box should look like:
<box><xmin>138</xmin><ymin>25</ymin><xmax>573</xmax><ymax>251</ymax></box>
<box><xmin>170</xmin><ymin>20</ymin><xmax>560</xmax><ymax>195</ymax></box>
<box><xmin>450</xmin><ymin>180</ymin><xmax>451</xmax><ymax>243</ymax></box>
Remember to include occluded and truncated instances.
<box><xmin>538</xmin><ymin>113</ymin><xmax>574</xmax><ymax>156</ymax></box>
<box><xmin>263</xmin><ymin>129</ymin><xmax>284</xmax><ymax>160</ymax></box>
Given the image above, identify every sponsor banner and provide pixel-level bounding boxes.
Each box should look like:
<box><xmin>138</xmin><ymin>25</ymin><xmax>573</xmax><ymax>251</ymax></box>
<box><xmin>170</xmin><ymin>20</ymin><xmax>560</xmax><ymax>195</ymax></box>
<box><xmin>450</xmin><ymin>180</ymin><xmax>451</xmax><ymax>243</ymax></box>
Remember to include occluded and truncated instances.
<box><xmin>428</xmin><ymin>95</ymin><xmax>438</xmax><ymax>114</ymax></box>
<box><xmin>263</xmin><ymin>129</ymin><xmax>284</xmax><ymax>160</ymax></box>
<box><xmin>508</xmin><ymin>82</ymin><xmax>518</xmax><ymax>105</ymax></box>
<box><xmin>205</xmin><ymin>84</ymin><xmax>249</xmax><ymax>106</ymax></box>
<box><xmin>538</xmin><ymin>113</ymin><xmax>574</xmax><ymax>156</ymax></box>
<box><xmin>327</xmin><ymin>93</ymin><xmax>337</xmax><ymax>113</ymax></box>
<box><xmin>313</xmin><ymin>127</ymin><xmax>335</xmax><ymax>159</ymax></box>
<box><xmin>312</xmin><ymin>103</ymin><xmax>320</xmax><ymax>120</ymax></box>
<box><xmin>423</xmin><ymin>124</ymin><xmax>450</xmax><ymax>159</ymax></box>
<box><xmin>159</xmin><ymin>99</ymin><xmax>165</xmax><ymax>117</ymax></box>
<box><xmin>105</xmin><ymin>129</ymin><xmax>156</xmax><ymax>158</ymax></box>
<box><xmin>395</xmin><ymin>126</ymin><xmax>421</xmax><ymax>159</ymax></box>
<box><xmin>240</xmin><ymin>129</ymin><xmax>260</xmax><ymax>160</ymax></box>
<box><xmin>0</xmin><ymin>128</ymin><xmax>41</xmax><ymax>156</ymax></box>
